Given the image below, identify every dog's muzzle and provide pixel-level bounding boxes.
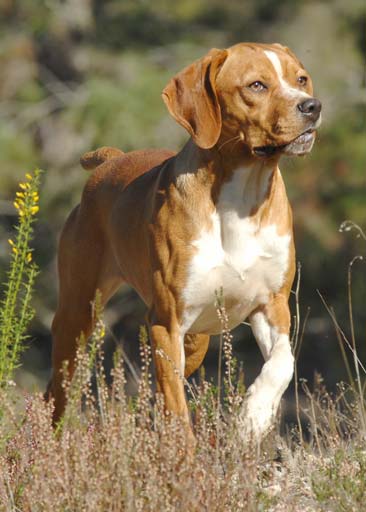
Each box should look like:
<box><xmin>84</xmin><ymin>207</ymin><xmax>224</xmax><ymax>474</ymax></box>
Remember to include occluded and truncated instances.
<box><xmin>254</xmin><ymin>97</ymin><xmax>322</xmax><ymax>158</ymax></box>
<box><xmin>253</xmin><ymin>126</ymin><xmax>319</xmax><ymax>157</ymax></box>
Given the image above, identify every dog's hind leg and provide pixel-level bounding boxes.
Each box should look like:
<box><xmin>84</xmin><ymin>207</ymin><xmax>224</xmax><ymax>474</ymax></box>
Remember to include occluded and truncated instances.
<box><xmin>46</xmin><ymin>204</ymin><xmax>123</xmax><ymax>423</ymax></box>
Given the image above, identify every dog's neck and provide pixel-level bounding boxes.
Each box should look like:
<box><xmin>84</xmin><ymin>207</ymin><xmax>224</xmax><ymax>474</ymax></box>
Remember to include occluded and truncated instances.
<box><xmin>173</xmin><ymin>138</ymin><xmax>281</xmax><ymax>211</ymax></box>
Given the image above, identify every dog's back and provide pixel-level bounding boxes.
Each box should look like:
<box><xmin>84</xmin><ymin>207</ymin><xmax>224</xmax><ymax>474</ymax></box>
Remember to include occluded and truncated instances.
<box><xmin>81</xmin><ymin>147</ymin><xmax>175</xmax><ymax>191</ymax></box>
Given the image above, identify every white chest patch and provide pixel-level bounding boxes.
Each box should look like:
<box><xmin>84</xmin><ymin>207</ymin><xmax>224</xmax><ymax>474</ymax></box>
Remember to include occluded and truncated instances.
<box><xmin>181</xmin><ymin>167</ymin><xmax>291</xmax><ymax>335</ymax></box>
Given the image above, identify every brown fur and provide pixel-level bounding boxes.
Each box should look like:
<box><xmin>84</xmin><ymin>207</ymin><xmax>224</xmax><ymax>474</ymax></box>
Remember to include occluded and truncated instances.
<box><xmin>47</xmin><ymin>43</ymin><xmax>320</xmax><ymax>441</ymax></box>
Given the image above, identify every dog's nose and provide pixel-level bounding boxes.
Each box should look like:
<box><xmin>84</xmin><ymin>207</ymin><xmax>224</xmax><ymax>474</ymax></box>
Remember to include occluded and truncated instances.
<box><xmin>297</xmin><ymin>98</ymin><xmax>322</xmax><ymax>121</ymax></box>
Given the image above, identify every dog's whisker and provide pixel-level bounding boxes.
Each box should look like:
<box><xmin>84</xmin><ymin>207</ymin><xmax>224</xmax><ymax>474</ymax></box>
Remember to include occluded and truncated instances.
<box><xmin>218</xmin><ymin>135</ymin><xmax>241</xmax><ymax>152</ymax></box>
<box><xmin>230</xmin><ymin>137</ymin><xmax>244</xmax><ymax>154</ymax></box>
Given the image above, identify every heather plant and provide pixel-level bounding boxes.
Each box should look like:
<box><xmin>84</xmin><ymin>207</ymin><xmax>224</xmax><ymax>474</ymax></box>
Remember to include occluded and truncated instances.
<box><xmin>1</xmin><ymin>302</ymin><xmax>366</xmax><ymax>511</ymax></box>
<box><xmin>0</xmin><ymin>213</ymin><xmax>365</xmax><ymax>510</ymax></box>
<box><xmin>57</xmin><ymin>289</ymin><xmax>107</xmax><ymax>433</ymax></box>
<box><xmin>0</xmin><ymin>312</ymin><xmax>276</xmax><ymax>512</ymax></box>
<box><xmin>0</xmin><ymin>170</ymin><xmax>42</xmax><ymax>389</ymax></box>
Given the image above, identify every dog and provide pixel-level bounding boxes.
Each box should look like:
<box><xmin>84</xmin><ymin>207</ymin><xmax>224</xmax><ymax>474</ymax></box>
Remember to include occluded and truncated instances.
<box><xmin>47</xmin><ymin>42</ymin><xmax>321</xmax><ymax>442</ymax></box>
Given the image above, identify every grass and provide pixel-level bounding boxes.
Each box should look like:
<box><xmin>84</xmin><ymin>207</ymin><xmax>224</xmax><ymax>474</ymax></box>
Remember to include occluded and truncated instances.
<box><xmin>0</xmin><ymin>176</ymin><xmax>365</xmax><ymax>511</ymax></box>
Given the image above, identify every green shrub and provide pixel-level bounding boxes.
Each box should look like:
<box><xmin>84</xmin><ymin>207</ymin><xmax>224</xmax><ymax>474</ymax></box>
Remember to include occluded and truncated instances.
<box><xmin>0</xmin><ymin>170</ymin><xmax>42</xmax><ymax>388</ymax></box>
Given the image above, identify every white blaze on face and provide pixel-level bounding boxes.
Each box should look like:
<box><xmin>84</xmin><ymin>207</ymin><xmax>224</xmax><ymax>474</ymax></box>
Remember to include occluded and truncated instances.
<box><xmin>264</xmin><ymin>50</ymin><xmax>310</xmax><ymax>100</ymax></box>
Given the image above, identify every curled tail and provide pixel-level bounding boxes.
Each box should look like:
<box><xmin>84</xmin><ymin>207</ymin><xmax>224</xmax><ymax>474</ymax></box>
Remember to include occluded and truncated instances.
<box><xmin>80</xmin><ymin>146</ymin><xmax>125</xmax><ymax>170</ymax></box>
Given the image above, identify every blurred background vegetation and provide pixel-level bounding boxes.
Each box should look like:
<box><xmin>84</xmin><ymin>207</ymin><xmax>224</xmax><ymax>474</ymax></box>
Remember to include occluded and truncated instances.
<box><xmin>0</xmin><ymin>0</ymin><xmax>365</xmax><ymax>414</ymax></box>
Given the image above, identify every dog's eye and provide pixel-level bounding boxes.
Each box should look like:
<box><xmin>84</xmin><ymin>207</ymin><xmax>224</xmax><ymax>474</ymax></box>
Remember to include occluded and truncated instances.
<box><xmin>297</xmin><ymin>76</ymin><xmax>308</xmax><ymax>86</ymax></box>
<box><xmin>249</xmin><ymin>81</ymin><xmax>267</xmax><ymax>92</ymax></box>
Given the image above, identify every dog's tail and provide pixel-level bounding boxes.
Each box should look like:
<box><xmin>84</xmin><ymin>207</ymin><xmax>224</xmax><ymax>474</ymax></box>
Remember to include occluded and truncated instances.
<box><xmin>80</xmin><ymin>146</ymin><xmax>125</xmax><ymax>170</ymax></box>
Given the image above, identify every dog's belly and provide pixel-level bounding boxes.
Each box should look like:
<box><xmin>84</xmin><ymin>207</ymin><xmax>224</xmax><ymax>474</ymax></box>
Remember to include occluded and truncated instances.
<box><xmin>181</xmin><ymin>215</ymin><xmax>291</xmax><ymax>335</ymax></box>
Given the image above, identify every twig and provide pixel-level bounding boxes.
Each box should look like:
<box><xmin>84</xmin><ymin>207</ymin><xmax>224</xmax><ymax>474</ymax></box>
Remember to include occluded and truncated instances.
<box><xmin>347</xmin><ymin>256</ymin><xmax>366</xmax><ymax>429</ymax></box>
<box><xmin>331</xmin><ymin>306</ymin><xmax>355</xmax><ymax>389</ymax></box>
<box><xmin>317</xmin><ymin>290</ymin><xmax>366</xmax><ymax>375</ymax></box>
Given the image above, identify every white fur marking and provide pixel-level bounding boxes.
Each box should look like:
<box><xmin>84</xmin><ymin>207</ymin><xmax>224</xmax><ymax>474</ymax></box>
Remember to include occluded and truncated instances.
<box><xmin>264</xmin><ymin>50</ymin><xmax>283</xmax><ymax>78</ymax></box>
<box><xmin>250</xmin><ymin>310</ymin><xmax>273</xmax><ymax>360</ymax></box>
<box><xmin>239</xmin><ymin>327</ymin><xmax>294</xmax><ymax>441</ymax></box>
<box><xmin>181</xmin><ymin>166</ymin><xmax>290</xmax><ymax>335</ymax></box>
<box><xmin>264</xmin><ymin>50</ymin><xmax>310</xmax><ymax>100</ymax></box>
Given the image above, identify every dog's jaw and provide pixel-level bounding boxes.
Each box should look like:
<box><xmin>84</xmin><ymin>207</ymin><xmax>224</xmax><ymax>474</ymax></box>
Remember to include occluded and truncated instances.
<box><xmin>253</xmin><ymin>128</ymin><xmax>316</xmax><ymax>158</ymax></box>
<box><xmin>282</xmin><ymin>129</ymin><xmax>316</xmax><ymax>155</ymax></box>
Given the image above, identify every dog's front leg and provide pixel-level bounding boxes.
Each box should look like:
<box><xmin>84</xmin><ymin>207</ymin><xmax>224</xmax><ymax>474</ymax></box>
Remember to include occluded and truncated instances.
<box><xmin>149</xmin><ymin>317</ymin><xmax>194</xmax><ymax>444</ymax></box>
<box><xmin>239</xmin><ymin>294</ymin><xmax>294</xmax><ymax>443</ymax></box>
<box><xmin>184</xmin><ymin>333</ymin><xmax>210</xmax><ymax>378</ymax></box>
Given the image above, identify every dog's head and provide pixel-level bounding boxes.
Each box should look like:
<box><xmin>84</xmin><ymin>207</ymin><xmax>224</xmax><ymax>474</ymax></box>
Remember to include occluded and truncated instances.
<box><xmin>162</xmin><ymin>42</ymin><xmax>321</xmax><ymax>158</ymax></box>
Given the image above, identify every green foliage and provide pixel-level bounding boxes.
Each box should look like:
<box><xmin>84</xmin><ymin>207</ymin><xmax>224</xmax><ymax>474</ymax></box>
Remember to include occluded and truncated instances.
<box><xmin>0</xmin><ymin>170</ymin><xmax>42</xmax><ymax>388</ymax></box>
<box><xmin>312</xmin><ymin>447</ymin><xmax>366</xmax><ymax>509</ymax></box>
<box><xmin>67</xmin><ymin>66</ymin><xmax>170</xmax><ymax>151</ymax></box>
<box><xmin>0</xmin><ymin>127</ymin><xmax>39</xmax><ymax>190</ymax></box>
<box><xmin>92</xmin><ymin>0</ymin><xmax>303</xmax><ymax>48</ymax></box>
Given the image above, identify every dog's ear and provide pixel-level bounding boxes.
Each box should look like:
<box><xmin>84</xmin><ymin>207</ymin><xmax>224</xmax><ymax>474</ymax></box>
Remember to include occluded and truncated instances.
<box><xmin>162</xmin><ymin>48</ymin><xmax>228</xmax><ymax>149</ymax></box>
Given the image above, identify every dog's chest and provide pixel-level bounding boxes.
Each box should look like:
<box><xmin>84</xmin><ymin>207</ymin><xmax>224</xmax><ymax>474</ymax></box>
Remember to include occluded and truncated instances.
<box><xmin>181</xmin><ymin>169</ymin><xmax>291</xmax><ymax>334</ymax></box>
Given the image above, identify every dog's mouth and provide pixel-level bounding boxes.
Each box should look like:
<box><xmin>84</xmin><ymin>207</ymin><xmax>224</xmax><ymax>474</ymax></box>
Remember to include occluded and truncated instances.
<box><xmin>253</xmin><ymin>129</ymin><xmax>316</xmax><ymax>158</ymax></box>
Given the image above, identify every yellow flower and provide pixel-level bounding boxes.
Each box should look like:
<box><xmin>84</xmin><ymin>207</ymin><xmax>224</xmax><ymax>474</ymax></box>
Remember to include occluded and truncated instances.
<box><xmin>26</xmin><ymin>252</ymin><xmax>32</xmax><ymax>262</ymax></box>
<box><xmin>12</xmin><ymin>246</ymin><xmax>18</xmax><ymax>255</ymax></box>
<box><xmin>32</xmin><ymin>192</ymin><xmax>39</xmax><ymax>202</ymax></box>
<box><xmin>13</xmin><ymin>201</ymin><xmax>20</xmax><ymax>210</ymax></box>
<box><xmin>30</xmin><ymin>206</ymin><xmax>39</xmax><ymax>215</ymax></box>
<box><xmin>16</xmin><ymin>191</ymin><xmax>25</xmax><ymax>198</ymax></box>
<box><xmin>25</xmin><ymin>173</ymin><xmax>32</xmax><ymax>180</ymax></box>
